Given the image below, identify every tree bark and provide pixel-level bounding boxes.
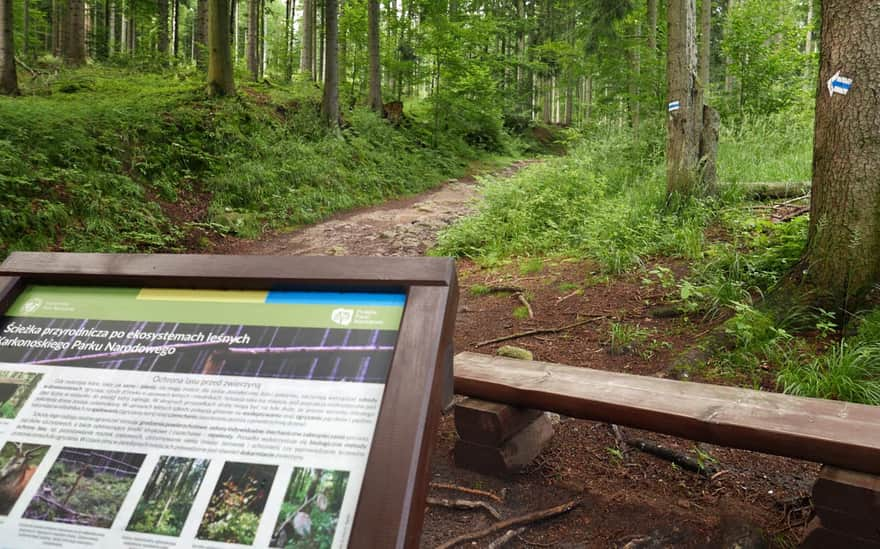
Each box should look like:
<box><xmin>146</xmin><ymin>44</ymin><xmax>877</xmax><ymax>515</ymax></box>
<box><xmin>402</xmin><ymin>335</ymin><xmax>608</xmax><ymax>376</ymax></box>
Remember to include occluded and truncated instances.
<box><xmin>195</xmin><ymin>0</ymin><xmax>207</xmax><ymax>68</ymax></box>
<box><xmin>158</xmin><ymin>0</ymin><xmax>169</xmax><ymax>55</ymax></box>
<box><xmin>697</xmin><ymin>0</ymin><xmax>710</xmax><ymax>103</ymax></box>
<box><xmin>247</xmin><ymin>0</ymin><xmax>258</xmax><ymax>79</ymax></box>
<box><xmin>321</xmin><ymin>0</ymin><xmax>338</xmax><ymax>126</ymax></box>
<box><xmin>367</xmin><ymin>0</ymin><xmax>382</xmax><ymax>113</ymax></box>
<box><xmin>284</xmin><ymin>0</ymin><xmax>295</xmax><ymax>80</ymax></box>
<box><xmin>666</xmin><ymin>0</ymin><xmax>699</xmax><ymax>197</ymax></box>
<box><xmin>796</xmin><ymin>0</ymin><xmax>880</xmax><ymax>312</ymax></box>
<box><xmin>300</xmin><ymin>0</ymin><xmax>313</xmax><ymax>76</ymax></box>
<box><xmin>22</xmin><ymin>0</ymin><xmax>29</xmax><ymax>56</ymax></box>
<box><xmin>173</xmin><ymin>0</ymin><xmax>179</xmax><ymax>57</ymax></box>
<box><xmin>207</xmin><ymin>0</ymin><xmax>234</xmax><ymax>96</ymax></box>
<box><xmin>0</xmin><ymin>0</ymin><xmax>17</xmax><ymax>95</ymax></box>
<box><xmin>64</xmin><ymin>0</ymin><xmax>87</xmax><ymax>65</ymax></box>
<box><xmin>630</xmin><ymin>22</ymin><xmax>641</xmax><ymax>142</ymax></box>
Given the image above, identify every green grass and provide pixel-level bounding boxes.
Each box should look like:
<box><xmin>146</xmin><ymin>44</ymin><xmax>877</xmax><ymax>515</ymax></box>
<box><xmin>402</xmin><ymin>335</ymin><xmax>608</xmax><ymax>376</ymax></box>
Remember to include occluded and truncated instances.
<box><xmin>0</xmin><ymin>66</ymin><xmax>509</xmax><ymax>258</ymax></box>
<box><xmin>716</xmin><ymin>109</ymin><xmax>813</xmax><ymax>184</ymax></box>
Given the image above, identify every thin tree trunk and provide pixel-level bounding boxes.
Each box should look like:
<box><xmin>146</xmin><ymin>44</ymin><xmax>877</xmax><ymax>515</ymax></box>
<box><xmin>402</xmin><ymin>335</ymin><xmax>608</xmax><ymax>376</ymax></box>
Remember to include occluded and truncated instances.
<box><xmin>367</xmin><ymin>0</ymin><xmax>382</xmax><ymax>112</ymax></box>
<box><xmin>173</xmin><ymin>0</ymin><xmax>179</xmax><ymax>56</ymax></box>
<box><xmin>321</xmin><ymin>0</ymin><xmax>338</xmax><ymax>126</ymax></box>
<box><xmin>724</xmin><ymin>0</ymin><xmax>735</xmax><ymax>93</ymax></box>
<box><xmin>284</xmin><ymin>0</ymin><xmax>294</xmax><ymax>80</ymax></box>
<box><xmin>65</xmin><ymin>0</ymin><xmax>87</xmax><ymax>65</ymax></box>
<box><xmin>247</xmin><ymin>0</ymin><xmax>258</xmax><ymax>79</ymax></box>
<box><xmin>300</xmin><ymin>0</ymin><xmax>313</xmax><ymax>75</ymax></box>
<box><xmin>119</xmin><ymin>0</ymin><xmax>126</xmax><ymax>53</ymax></box>
<box><xmin>207</xmin><ymin>0</ymin><xmax>234</xmax><ymax>95</ymax></box>
<box><xmin>22</xmin><ymin>0</ymin><xmax>29</xmax><ymax>56</ymax></box>
<box><xmin>108</xmin><ymin>0</ymin><xmax>115</xmax><ymax>53</ymax></box>
<box><xmin>631</xmin><ymin>22</ymin><xmax>641</xmax><ymax>142</ymax></box>
<box><xmin>697</xmin><ymin>0</ymin><xmax>710</xmax><ymax>104</ymax></box>
<box><xmin>666</xmin><ymin>0</ymin><xmax>699</xmax><ymax>196</ymax></box>
<box><xmin>316</xmin><ymin>0</ymin><xmax>323</xmax><ymax>81</ymax></box>
<box><xmin>158</xmin><ymin>0</ymin><xmax>169</xmax><ymax>54</ymax></box>
<box><xmin>195</xmin><ymin>0</ymin><xmax>207</xmax><ymax>68</ymax></box>
<box><xmin>0</xmin><ymin>0</ymin><xmax>18</xmax><ymax>95</ymax></box>
<box><xmin>797</xmin><ymin>0</ymin><xmax>880</xmax><ymax>312</ymax></box>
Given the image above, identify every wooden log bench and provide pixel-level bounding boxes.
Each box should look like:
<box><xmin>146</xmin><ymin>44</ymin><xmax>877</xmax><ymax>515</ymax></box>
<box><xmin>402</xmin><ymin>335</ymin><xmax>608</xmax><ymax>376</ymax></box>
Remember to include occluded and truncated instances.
<box><xmin>452</xmin><ymin>351</ymin><xmax>880</xmax><ymax>547</ymax></box>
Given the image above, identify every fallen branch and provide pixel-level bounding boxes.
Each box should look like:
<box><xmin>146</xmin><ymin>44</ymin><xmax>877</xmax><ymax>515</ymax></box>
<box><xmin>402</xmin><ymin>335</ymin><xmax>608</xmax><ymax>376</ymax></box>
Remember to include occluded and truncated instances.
<box><xmin>429</xmin><ymin>482</ymin><xmax>503</xmax><ymax>503</ymax></box>
<box><xmin>624</xmin><ymin>438</ymin><xmax>718</xmax><ymax>477</ymax></box>
<box><xmin>14</xmin><ymin>56</ymin><xmax>40</xmax><ymax>77</ymax></box>
<box><xmin>516</xmin><ymin>292</ymin><xmax>534</xmax><ymax>318</ymax></box>
<box><xmin>775</xmin><ymin>193</ymin><xmax>810</xmax><ymax>207</ymax></box>
<box><xmin>435</xmin><ymin>499</ymin><xmax>582</xmax><ymax>549</ymax></box>
<box><xmin>487</xmin><ymin>528</ymin><xmax>525</xmax><ymax>549</ymax></box>
<box><xmin>555</xmin><ymin>290</ymin><xmax>580</xmax><ymax>305</ymax></box>
<box><xmin>482</xmin><ymin>285</ymin><xmax>526</xmax><ymax>294</ymax></box>
<box><xmin>475</xmin><ymin>316</ymin><xmax>605</xmax><ymax>348</ymax></box>
<box><xmin>427</xmin><ymin>497</ymin><xmax>501</xmax><ymax>520</ymax></box>
<box><xmin>773</xmin><ymin>206</ymin><xmax>810</xmax><ymax>223</ymax></box>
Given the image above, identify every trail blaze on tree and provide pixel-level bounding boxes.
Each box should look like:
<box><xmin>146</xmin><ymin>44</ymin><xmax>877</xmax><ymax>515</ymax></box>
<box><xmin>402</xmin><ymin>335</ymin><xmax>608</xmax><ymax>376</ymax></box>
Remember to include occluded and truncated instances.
<box><xmin>798</xmin><ymin>0</ymin><xmax>880</xmax><ymax>313</ymax></box>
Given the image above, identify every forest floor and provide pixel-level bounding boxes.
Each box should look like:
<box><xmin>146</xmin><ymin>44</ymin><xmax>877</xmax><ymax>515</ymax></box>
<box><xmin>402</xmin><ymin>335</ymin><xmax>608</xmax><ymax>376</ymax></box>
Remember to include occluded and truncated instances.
<box><xmin>215</xmin><ymin>160</ymin><xmax>816</xmax><ymax>549</ymax></box>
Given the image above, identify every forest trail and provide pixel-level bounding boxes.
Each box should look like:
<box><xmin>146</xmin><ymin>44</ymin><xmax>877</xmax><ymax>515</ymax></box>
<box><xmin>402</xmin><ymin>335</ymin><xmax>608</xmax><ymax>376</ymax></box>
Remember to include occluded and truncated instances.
<box><xmin>223</xmin><ymin>160</ymin><xmax>538</xmax><ymax>257</ymax></box>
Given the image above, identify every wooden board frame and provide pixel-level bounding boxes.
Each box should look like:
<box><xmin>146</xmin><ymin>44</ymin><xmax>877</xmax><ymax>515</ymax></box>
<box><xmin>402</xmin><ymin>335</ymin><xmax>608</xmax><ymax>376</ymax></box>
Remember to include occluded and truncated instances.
<box><xmin>0</xmin><ymin>252</ymin><xmax>459</xmax><ymax>549</ymax></box>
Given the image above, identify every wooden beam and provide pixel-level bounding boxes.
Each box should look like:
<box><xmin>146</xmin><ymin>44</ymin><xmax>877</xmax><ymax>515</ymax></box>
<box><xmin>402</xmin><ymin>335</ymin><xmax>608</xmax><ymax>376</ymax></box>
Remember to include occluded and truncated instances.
<box><xmin>0</xmin><ymin>253</ymin><xmax>456</xmax><ymax>288</ymax></box>
<box><xmin>454</xmin><ymin>352</ymin><xmax>880</xmax><ymax>475</ymax></box>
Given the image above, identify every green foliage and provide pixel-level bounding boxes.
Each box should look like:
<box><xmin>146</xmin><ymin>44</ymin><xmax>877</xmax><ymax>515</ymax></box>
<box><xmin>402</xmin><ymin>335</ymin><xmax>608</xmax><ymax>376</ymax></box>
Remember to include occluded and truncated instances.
<box><xmin>721</xmin><ymin>0</ymin><xmax>812</xmax><ymax>115</ymax></box>
<box><xmin>607</xmin><ymin>322</ymin><xmax>653</xmax><ymax>356</ymax></box>
<box><xmin>777</xmin><ymin>342</ymin><xmax>880</xmax><ymax>405</ymax></box>
<box><xmin>434</xmin><ymin>128</ymin><xmax>713</xmax><ymax>272</ymax></box>
<box><xmin>127</xmin><ymin>457</ymin><xmax>209</xmax><ymax>537</ymax></box>
<box><xmin>0</xmin><ymin>67</ymin><xmax>492</xmax><ymax>259</ymax></box>
<box><xmin>27</xmin><ymin>463</ymin><xmax>137</xmax><ymax>527</ymax></box>
<box><xmin>198</xmin><ymin>478</ymin><xmax>264</xmax><ymax>544</ymax></box>
<box><xmin>272</xmin><ymin>468</ymin><xmax>348</xmax><ymax>549</ymax></box>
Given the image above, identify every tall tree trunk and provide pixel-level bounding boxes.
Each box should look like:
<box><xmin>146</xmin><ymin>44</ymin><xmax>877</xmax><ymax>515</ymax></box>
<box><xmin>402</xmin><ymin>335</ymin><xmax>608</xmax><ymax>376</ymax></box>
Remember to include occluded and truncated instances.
<box><xmin>22</xmin><ymin>0</ymin><xmax>29</xmax><ymax>56</ymax></box>
<box><xmin>630</xmin><ymin>22</ymin><xmax>641</xmax><ymax>142</ymax></box>
<box><xmin>230</xmin><ymin>0</ymin><xmax>237</xmax><ymax>57</ymax></box>
<box><xmin>158</xmin><ymin>0</ymin><xmax>169</xmax><ymax>54</ymax></box>
<box><xmin>367</xmin><ymin>0</ymin><xmax>382</xmax><ymax>113</ymax></box>
<box><xmin>284</xmin><ymin>0</ymin><xmax>294</xmax><ymax>80</ymax></box>
<box><xmin>647</xmin><ymin>0</ymin><xmax>657</xmax><ymax>51</ymax></box>
<box><xmin>247</xmin><ymin>0</ymin><xmax>258</xmax><ymax>79</ymax></box>
<box><xmin>312</xmin><ymin>0</ymin><xmax>327</xmax><ymax>82</ymax></box>
<box><xmin>321</xmin><ymin>0</ymin><xmax>338</xmax><ymax>126</ymax></box>
<box><xmin>65</xmin><ymin>0</ymin><xmax>87</xmax><ymax>65</ymax></box>
<box><xmin>724</xmin><ymin>0</ymin><xmax>735</xmax><ymax>93</ymax></box>
<box><xmin>207</xmin><ymin>0</ymin><xmax>234</xmax><ymax>95</ymax></box>
<box><xmin>195</xmin><ymin>0</ymin><xmax>207</xmax><ymax>68</ymax></box>
<box><xmin>108</xmin><ymin>0</ymin><xmax>115</xmax><ymax>53</ymax></box>
<box><xmin>795</xmin><ymin>0</ymin><xmax>880</xmax><ymax>312</ymax></box>
<box><xmin>173</xmin><ymin>0</ymin><xmax>179</xmax><ymax>56</ymax></box>
<box><xmin>0</xmin><ymin>0</ymin><xmax>17</xmax><ymax>95</ymax></box>
<box><xmin>666</xmin><ymin>0</ymin><xmax>699</xmax><ymax>197</ymax></box>
<box><xmin>119</xmin><ymin>0</ymin><xmax>126</xmax><ymax>53</ymax></box>
<box><xmin>300</xmin><ymin>0</ymin><xmax>313</xmax><ymax>76</ymax></box>
<box><xmin>697</xmin><ymin>0</ymin><xmax>710</xmax><ymax>104</ymax></box>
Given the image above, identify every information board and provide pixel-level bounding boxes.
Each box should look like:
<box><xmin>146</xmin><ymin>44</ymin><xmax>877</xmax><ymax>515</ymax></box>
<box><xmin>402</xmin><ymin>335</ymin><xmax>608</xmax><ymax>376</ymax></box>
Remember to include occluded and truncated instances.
<box><xmin>0</xmin><ymin>253</ymin><xmax>458</xmax><ymax>549</ymax></box>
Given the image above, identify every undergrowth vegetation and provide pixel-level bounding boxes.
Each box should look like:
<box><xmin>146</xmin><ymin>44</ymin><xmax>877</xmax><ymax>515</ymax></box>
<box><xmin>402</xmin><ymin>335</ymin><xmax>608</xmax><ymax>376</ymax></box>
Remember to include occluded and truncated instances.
<box><xmin>0</xmin><ymin>67</ymin><xmax>522</xmax><ymax>257</ymax></box>
<box><xmin>436</xmin><ymin>106</ymin><xmax>880</xmax><ymax>405</ymax></box>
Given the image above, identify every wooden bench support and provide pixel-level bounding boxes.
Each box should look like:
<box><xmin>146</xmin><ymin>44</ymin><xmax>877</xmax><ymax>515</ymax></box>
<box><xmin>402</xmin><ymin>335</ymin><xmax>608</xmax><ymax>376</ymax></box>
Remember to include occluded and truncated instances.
<box><xmin>801</xmin><ymin>466</ymin><xmax>880</xmax><ymax>547</ymax></box>
<box><xmin>453</xmin><ymin>398</ymin><xmax>553</xmax><ymax>476</ymax></box>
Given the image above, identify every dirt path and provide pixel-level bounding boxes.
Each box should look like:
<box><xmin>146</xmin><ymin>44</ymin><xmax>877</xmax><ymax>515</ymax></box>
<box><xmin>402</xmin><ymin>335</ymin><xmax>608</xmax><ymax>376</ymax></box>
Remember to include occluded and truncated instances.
<box><xmin>224</xmin><ymin>160</ymin><xmax>537</xmax><ymax>257</ymax></box>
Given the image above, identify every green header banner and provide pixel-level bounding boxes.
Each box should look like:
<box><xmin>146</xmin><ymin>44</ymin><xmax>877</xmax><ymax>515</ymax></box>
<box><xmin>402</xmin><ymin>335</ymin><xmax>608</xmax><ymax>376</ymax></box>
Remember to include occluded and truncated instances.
<box><xmin>6</xmin><ymin>286</ymin><xmax>405</xmax><ymax>331</ymax></box>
